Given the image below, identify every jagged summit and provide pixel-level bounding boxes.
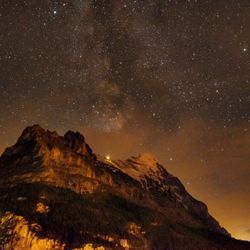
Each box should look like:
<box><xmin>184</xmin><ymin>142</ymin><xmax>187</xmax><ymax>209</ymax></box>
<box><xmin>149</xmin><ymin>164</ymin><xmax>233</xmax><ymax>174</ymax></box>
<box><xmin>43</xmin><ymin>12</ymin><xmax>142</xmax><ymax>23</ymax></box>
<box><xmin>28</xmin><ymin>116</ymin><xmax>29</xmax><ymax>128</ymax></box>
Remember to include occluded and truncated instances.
<box><xmin>17</xmin><ymin>124</ymin><xmax>90</xmax><ymax>153</ymax></box>
<box><xmin>1</xmin><ymin>125</ymin><xmax>95</xmax><ymax>164</ymax></box>
<box><xmin>0</xmin><ymin>125</ymin><xmax>249</xmax><ymax>250</ymax></box>
<box><xmin>20</xmin><ymin>124</ymin><xmax>46</xmax><ymax>136</ymax></box>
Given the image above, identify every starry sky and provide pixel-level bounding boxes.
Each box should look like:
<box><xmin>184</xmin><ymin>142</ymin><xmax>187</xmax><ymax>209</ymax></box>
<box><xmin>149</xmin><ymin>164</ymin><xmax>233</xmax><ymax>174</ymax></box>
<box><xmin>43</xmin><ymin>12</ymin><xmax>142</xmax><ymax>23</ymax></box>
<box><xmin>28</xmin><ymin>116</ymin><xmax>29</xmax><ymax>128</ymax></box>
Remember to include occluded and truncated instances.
<box><xmin>0</xmin><ymin>0</ymin><xmax>250</xmax><ymax>241</ymax></box>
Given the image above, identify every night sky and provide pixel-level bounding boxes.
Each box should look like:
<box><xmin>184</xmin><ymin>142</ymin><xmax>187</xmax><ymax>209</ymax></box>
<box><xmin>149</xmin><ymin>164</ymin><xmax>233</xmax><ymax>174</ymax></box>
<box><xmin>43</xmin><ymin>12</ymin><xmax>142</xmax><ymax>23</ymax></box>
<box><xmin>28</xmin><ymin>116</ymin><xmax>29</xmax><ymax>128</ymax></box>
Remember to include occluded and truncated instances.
<box><xmin>0</xmin><ymin>0</ymin><xmax>250</xmax><ymax>241</ymax></box>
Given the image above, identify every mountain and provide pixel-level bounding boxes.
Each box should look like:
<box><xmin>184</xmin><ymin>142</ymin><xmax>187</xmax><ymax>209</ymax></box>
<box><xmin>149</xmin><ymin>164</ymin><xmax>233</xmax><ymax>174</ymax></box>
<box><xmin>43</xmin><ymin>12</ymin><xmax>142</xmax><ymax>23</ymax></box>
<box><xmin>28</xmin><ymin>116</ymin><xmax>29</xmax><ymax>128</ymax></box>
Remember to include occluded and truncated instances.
<box><xmin>0</xmin><ymin>125</ymin><xmax>249</xmax><ymax>250</ymax></box>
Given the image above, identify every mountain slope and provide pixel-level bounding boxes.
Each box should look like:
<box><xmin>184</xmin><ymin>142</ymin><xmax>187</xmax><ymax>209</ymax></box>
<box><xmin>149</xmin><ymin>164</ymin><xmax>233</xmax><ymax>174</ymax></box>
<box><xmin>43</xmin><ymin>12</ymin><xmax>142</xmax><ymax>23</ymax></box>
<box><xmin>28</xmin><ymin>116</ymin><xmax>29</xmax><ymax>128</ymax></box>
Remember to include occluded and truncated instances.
<box><xmin>0</xmin><ymin>125</ymin><xmax>249</xmax><ymax>250</ymax></box>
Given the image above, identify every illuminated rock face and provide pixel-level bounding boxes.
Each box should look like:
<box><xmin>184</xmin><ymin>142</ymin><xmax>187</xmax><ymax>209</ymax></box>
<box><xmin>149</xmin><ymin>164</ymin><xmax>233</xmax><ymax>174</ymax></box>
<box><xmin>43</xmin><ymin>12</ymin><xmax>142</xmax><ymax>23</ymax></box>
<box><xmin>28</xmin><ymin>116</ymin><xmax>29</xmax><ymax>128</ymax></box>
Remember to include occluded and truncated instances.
<box><xmin>0</xmin><ymin>125</ymin><xmax>250</xmax><ymax>250</ymax></box>
<box><xmin>0</xmin><ymin>212</ymin><xmax>65</xmax><ymax>250</ymax></box>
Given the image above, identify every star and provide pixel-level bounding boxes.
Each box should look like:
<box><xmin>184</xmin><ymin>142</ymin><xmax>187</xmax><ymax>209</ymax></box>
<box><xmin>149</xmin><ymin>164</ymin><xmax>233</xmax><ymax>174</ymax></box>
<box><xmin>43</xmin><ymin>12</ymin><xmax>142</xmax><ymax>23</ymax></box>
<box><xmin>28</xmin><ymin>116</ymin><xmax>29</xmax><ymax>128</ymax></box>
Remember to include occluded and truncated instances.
<box><xmin>242</xmin><ymin>47</ymin><xmax>248</xmax><ymax>53</ymax></box>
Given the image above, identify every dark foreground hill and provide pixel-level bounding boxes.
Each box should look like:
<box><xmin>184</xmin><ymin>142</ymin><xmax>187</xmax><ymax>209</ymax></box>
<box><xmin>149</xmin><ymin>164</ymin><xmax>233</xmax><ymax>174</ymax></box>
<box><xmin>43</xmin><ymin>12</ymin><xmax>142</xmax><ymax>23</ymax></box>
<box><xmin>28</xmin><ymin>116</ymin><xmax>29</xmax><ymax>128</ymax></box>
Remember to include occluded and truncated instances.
<box><xmin>0</xmin><ymin>125</ymin><xmax>249</xmax><ymax>250</ymax></box>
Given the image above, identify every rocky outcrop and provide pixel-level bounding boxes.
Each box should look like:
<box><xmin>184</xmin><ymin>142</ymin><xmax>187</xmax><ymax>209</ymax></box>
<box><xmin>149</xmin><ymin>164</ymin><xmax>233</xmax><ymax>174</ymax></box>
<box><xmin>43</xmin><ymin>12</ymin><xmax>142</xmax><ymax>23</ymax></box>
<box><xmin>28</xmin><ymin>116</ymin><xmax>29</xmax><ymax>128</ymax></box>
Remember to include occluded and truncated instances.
<box><xmin>64</xmin><ymin>130</ymin><xmax>94</xmax><ymax>157</ymax></box>
<box><xmin>0</xmin><ymin>212</ymin><xmax>65</xmax><ymax>250</ymax></box>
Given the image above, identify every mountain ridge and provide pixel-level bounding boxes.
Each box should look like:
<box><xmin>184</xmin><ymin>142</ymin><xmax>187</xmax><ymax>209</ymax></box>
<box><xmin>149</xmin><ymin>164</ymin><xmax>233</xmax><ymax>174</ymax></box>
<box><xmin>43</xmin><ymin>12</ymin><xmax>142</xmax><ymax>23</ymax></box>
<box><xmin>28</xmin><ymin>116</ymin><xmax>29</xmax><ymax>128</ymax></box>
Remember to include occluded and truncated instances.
<box><xmin>0</xmin><ymin>124</ymin><xmax>249</xmax><ymax>250</ymax></box>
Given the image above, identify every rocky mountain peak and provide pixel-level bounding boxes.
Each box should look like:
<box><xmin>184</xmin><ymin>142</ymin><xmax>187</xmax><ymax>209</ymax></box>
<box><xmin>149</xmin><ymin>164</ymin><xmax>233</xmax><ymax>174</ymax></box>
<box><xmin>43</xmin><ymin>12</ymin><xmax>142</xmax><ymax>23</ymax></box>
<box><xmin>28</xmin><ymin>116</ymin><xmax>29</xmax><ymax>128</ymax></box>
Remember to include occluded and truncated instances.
<box><xmin>18</xmin><ymin>124</ymin><xmax>49</xmax><ymax>141</ymax></box>
<box><xmin>1</xmin><ymin>125</ymin><xmax>249</xmax><ymax>249</ymax></box>
<box><xmin>0</xmin><ymin>125</ymin><xmax>95</xmax><ymax>174</ymax></box>
<box><xmin>15</xmin><ymin>124</ymin><xmax>60</xmax><ymax>149</ymax></box>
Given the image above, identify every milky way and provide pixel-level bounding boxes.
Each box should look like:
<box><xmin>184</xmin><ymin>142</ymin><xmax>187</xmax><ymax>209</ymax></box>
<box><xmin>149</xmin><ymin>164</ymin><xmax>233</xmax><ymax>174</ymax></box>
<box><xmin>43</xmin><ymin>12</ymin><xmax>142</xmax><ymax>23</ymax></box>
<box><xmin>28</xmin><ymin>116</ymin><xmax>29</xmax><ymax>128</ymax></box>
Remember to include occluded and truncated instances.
<box><xmin>0</xmin><ymin>0</ymin><xmax>250</xmax><ymax>240</ymax></box>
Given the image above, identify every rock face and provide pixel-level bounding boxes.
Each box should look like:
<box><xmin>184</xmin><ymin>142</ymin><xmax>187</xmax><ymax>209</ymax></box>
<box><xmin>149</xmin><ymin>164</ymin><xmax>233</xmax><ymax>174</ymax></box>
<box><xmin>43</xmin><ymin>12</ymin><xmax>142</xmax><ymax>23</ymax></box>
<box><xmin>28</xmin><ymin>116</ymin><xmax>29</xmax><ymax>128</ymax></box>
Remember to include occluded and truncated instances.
<box><xmin>0</xmin><ymin>125</ymin><xmax>250</xmax><ymax>250</ymax></box>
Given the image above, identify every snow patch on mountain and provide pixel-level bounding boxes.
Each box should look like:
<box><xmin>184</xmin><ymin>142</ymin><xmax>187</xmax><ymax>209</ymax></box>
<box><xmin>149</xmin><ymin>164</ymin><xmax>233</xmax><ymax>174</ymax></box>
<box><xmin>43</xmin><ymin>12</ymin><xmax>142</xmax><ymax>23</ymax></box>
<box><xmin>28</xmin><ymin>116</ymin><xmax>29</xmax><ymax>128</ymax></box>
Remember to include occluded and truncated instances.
<box><xmin>110</xmin><ymin>153</ymin><xmax>164</xmax><ymax>183</ymax></box>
